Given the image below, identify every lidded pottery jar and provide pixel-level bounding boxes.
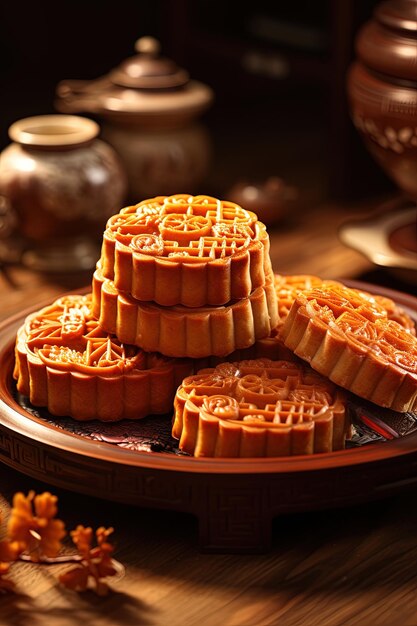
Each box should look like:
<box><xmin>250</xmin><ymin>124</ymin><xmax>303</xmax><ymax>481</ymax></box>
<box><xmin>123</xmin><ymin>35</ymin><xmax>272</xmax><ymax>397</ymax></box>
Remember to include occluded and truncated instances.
<box><xmin>0</xmin><ymin>114</ymin><xmax>127</xmax><ymax>272</ymax></box>
<box><xmin>347</xmin><ymin>0</ymin><xmax>417</xmax><ymax>202</ymax></box>
<box><xmin>55</xmin><ymin>37</ymin><xmax>214</xmax><ymax>202</ymax></box>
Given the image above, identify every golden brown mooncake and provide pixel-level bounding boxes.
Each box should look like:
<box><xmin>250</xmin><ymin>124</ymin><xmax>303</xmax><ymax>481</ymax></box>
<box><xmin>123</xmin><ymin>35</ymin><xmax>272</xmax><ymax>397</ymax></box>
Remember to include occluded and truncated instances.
<box><xmin>13</xmin><ymin>294</ymin><xmax>193</xmax><ymax>421</ymax></box>
<box><xmin>252</xmin><ymin>273</ymin><xmax>416</xmax><ymax>364</ymax></box>
<box><xmin>280</xmin><ymin>282</ymin><xmax>417</xmax><ymax>412</ymax></box>
<box><xmin>172</xmin><ymin>359</ymin><xmax>349</xmax><ymax>457</ymax></box>
<box><xmin>99</xmin><ymin>193</ymin><xmax>272</xmax><ymax>307</ymax></box>
<box><xmin>274</xmin><ymin>273</ymin><xmax>415</xmax><ymax>333</ymax></box>
<box><xmin>359</xmin><ymin>289</ymin><xmax>416</xmax><ymax>334</ymax></box>
<box><xmin>92</xmin><ymin>265</ymin><xmax>279</xmax><ymax>359</ymax></box>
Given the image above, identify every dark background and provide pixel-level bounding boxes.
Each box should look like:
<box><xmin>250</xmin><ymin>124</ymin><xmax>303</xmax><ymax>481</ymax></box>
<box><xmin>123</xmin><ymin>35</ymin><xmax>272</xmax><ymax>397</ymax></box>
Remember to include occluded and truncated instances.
<box><xmin>0</xmin><ymin>0</ymin><xmax>395</xmax><ymax>209</ymax></box>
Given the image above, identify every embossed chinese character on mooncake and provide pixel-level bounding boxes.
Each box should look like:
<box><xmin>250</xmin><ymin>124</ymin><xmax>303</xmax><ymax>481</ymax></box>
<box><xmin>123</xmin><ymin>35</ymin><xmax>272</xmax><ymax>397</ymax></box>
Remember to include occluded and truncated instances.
<box><xmin>280</xmin><ymin>283</ymin><xmax>417</xmax><ymax>412</ymax></box>
<box><xmin>172</xmin><ymin>359</ymin><xmax>349</xmax><ymax>457</ymax></box>
<box><xmin>13</xmin><ymin>294</ymin><xmax>192</xmax><ymax>421</ymax></box>
<box><xmin>99</xmin><ymin>194</ymin><xmax>272</xmax><ymax>307</ymax></box>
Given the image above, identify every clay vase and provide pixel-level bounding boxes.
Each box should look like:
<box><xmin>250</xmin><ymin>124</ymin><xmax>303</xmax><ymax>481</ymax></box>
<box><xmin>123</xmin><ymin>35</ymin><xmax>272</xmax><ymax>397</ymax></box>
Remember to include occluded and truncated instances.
<box><xmin>347</xmin><ymin>0</ymin><xmax>417</xmax><ymax>203</ymax></box>
<box><xmin>54</xmin><ymin>37</ymin><xmax>214</xmax><ymax>203</ymax></box>
<box><xmin>0</xmin><ymin>114</ymin><xmax>127</xmax><ymax>272</ymax></box>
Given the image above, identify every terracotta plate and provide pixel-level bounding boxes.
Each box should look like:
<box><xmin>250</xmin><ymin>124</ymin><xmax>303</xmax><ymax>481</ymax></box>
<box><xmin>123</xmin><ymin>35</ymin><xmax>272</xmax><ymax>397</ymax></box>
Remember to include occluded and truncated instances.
<box><xmin>0</xmin><ymin>280</ymin><xmax>417</xmax><ymax>554</ymax></box>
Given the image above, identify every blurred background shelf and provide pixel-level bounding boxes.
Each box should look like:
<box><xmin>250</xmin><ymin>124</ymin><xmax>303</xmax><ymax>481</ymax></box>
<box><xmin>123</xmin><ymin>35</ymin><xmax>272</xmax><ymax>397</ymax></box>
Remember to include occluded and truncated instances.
<box><xmin>0</xmin><ymin>0</ymin><xmax>396</xmax><ymax>212</ymax></box>
<box><xmin>160</xmin><ymin>0</ymin><xmax>395</xmax><ymax>202</ymax></box>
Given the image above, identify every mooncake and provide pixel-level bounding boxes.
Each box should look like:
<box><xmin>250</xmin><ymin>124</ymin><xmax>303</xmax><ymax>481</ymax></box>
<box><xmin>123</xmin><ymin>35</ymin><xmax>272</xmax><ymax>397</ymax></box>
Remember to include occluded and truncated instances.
<box><xmin>172</xmin><ymin>359</ymin><xmax>348</xmax><ymax>457</ymax></box>
<box><xmin>250</xmin><ymin>274</ymin><xmax>416</xmax><ymax>363</ymax></box>
<box><xmin>274</xmin><ymin>273</ymin><xmax>415</xmax><ymax>332</ymax></box>
<box><xmin>99</xmin><ymin>193</ymin><xmax>272</xmax><ymax>307</ymax></box>
<box><xmin>280</xmin><ymin>282</ymin><xmax>417</xmax><ymax>412</ymax></box>
<box><xmin>13</xmin><ymin>294</ymin><xmax>192</xmax><ymax>421</ymax></box>
<box><xmin>92</xmin><ymin>265</ymin><xmax>279</xmax><ymax>359</ymax></box>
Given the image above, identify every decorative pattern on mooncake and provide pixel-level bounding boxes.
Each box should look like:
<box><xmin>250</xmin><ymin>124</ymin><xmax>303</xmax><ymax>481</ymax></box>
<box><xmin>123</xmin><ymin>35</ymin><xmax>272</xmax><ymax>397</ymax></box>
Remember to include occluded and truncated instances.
<box><xmin>172</xmin><ymin>359</ymin><xmax>348</xmax><ymax>457</ymax></box>
<box><xmin>248</xmin><ymin>274</ymin><xmax>416</xmax><ymax>364</ymax></box>
<box><xmin>13</xmin><ymin>295</ymin><xmax>192</xmax><ymax>421</ymax></box>
<box><xmin>92</xmin><ymin>266</ymin><xmax>279</xmax><ymax>359</ymax></box>
<box><xmin>274</xmin><ymin>274</ymin><xmax>333</xmax><ymax>325</ymax></box>
<box><xmin>280</xmin><ymin>283</ymin><xmax>417</xmax><ymax>412</ymax></box>
<box><xmin>274</xmin><ymin>273</ymin><xmax>415</xmax><ymax>333</ymax></box>
<box><xmin>360</xmin><ymin>289</ymin><xmax>416</xmax><ymax>334</ymax></box>
<box><xmin>99</xmin><ymin>193</ymin><xmax>272</xmax><ymax>307</ymax></box>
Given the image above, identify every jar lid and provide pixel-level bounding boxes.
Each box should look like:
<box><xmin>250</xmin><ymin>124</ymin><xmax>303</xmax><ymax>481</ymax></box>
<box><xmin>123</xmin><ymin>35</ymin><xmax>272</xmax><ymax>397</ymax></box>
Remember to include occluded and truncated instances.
<box><xmin>356</xmin><ymin>0</ymin><xmax>417</xmax><ymax>83</ymax></box>
<box><xmin>55</xmin><ymin>37</ymin><xmax>214</xmax><ymax>123</ymax></box>
<box><xmin>375</xmin><ymin>0</ymin><xmax>417</xmax><ymax>32</ymax></box>
<box><xmin>109</xmin><ymin>37</ymin><xmax>190</xmax><ymax>90</ymax></box>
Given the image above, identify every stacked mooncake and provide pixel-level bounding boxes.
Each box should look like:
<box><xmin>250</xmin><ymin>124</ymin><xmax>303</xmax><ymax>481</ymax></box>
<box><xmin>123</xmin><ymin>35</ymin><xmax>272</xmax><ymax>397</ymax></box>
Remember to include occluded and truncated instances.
<box><xmin>91</xmin><ymin>194</ymin><xmax>279</xmax><ymax>358</ymax></box>
<box><xmin>13</xmin><ymin>193</ymin><xmax>280</xmax><ymax>425</ymax></box>
<box><xmin>87</xmin><ymin>194</ymin><xmax>354</xmax><ymax>457</ymax></box>
<box><xmin>12</xmin><ymin>194</ymin><xmax>417</xmax><ymax>457</ymax></box>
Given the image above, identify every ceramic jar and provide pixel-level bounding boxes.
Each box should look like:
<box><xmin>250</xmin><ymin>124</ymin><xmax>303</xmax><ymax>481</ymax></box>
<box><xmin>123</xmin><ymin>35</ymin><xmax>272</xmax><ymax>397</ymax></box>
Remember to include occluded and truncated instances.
<box><xmin>347</xmin><ymin>0</ymin><xmax>417</xmax><ymax>202</ymax></box>
<box><xmin>54</xmin><ymin>37</ymin><xmax>214</xmax><ymax>203</ymax></box>
<box><xmin>101</xmin><ymin>122</ymin><xmax>211</xmax><ymax>202</ymax></box>
<box><xmin>0</xmin><ymin>114</ymin><xmax>127</xmax><ymax>272</ymax></box>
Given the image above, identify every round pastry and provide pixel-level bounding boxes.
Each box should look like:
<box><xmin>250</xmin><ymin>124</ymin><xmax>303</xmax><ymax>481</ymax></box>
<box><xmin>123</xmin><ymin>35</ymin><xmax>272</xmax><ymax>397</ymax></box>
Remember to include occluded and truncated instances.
<box><xmin>172</xmin><ymin>359</ymin><xmax>348</xmax><ymax>457</ymax></box>
<box><xmin>280</xmin><ymin>282</ymin><xmax>417</xmax><ymax>412</ymax></box>
<box><xmin>92</xmin><ymin>265</ymin><xmax>279</xmax><ymax>359</ymax></box>
<box><xmin>274</xmin><ymin>273</ymin><xmax>415</xmax><ymax>333</ymax></box>
<box><xmin>99</xmin><ymin>193</ymin><xmax>272</xmax><ymax>307</ymax></box>
<box><xmin>13</xmin><ymin>294</ymin><xmax>192</xmax><ymax>421</ymax></box>
<box><xmin>248</xmin><ymin>274</ymin><xmax>416</xmax><ymax>364</ymax></box>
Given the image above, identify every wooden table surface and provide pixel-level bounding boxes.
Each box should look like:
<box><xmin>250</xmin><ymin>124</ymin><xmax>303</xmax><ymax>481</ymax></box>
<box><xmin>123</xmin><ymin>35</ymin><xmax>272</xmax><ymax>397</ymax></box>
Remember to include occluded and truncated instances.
<box><xmin>1</xmin><ymin>195</ymin><xmax>417</xmax><ymax>626</ymax></box>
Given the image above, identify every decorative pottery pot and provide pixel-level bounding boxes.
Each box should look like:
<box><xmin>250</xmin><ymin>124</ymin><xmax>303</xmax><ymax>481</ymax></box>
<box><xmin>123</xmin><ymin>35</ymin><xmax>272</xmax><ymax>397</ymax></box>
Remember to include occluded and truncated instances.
<box><xmin>347</xmin><ymin>0</ymin><xmax>417</xmax><ymax>202</ymax></box>
<box><xmin>0</xmin><ymin>114</ymin><xmax>127</xmax><ymax>272</ymax></box>
<box><xmin>54</xmin><ymin>37</ymin><xmax>214</xmax><ymax>202</ymax></box>
<box><xmin>101</xmin><ymin>122</ymin><xmax>211</xmax><ymax>202</ymax></box>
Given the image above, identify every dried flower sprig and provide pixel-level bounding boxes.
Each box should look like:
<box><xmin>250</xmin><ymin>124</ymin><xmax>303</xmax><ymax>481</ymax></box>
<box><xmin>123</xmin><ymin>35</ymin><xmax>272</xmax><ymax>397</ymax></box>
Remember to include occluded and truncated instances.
<box><xmin>59</xmin><ymin>526</ymin><xmax>120</xmax><ymax>596</ymax></box>
<box><xmin>0</xmin><ymin>491</ymin><xmax>122</xmax><ymax>595</ymax></box>
<box><xmin>7</xmin><ymin>491</ymin><xmax>66</xmax><ymax>561</ymax></box>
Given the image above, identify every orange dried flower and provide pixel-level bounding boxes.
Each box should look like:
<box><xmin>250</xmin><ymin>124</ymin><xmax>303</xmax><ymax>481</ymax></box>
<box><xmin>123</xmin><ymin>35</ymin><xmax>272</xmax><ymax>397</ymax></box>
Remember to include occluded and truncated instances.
<box><xmin>0</xmin><ymin>490</ymin><xmax>122</xmax><ymax>596</ymax></box>
<box><xmin>7</xmin><ymin>491</ymin><xmax>66</xmax><ymax>561</ymax></box>
<box><xmin>0</xmin><ymin>540</ymin><xmax>24</xmax><ymax>562</ymax></box>
<box><xmin>92</xmin><ymin>527</ymin><xmax>118</xmax><ymax>581</ymax></box>
<box><xmin>59</xmin><ymin>525</ymin><xmax>119</xmax><ymax>596</ymax></box>
<box><xmin>70</xmin><ymin>525</ymin><xmax>93</xmax><ymax>560</ymax></box>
